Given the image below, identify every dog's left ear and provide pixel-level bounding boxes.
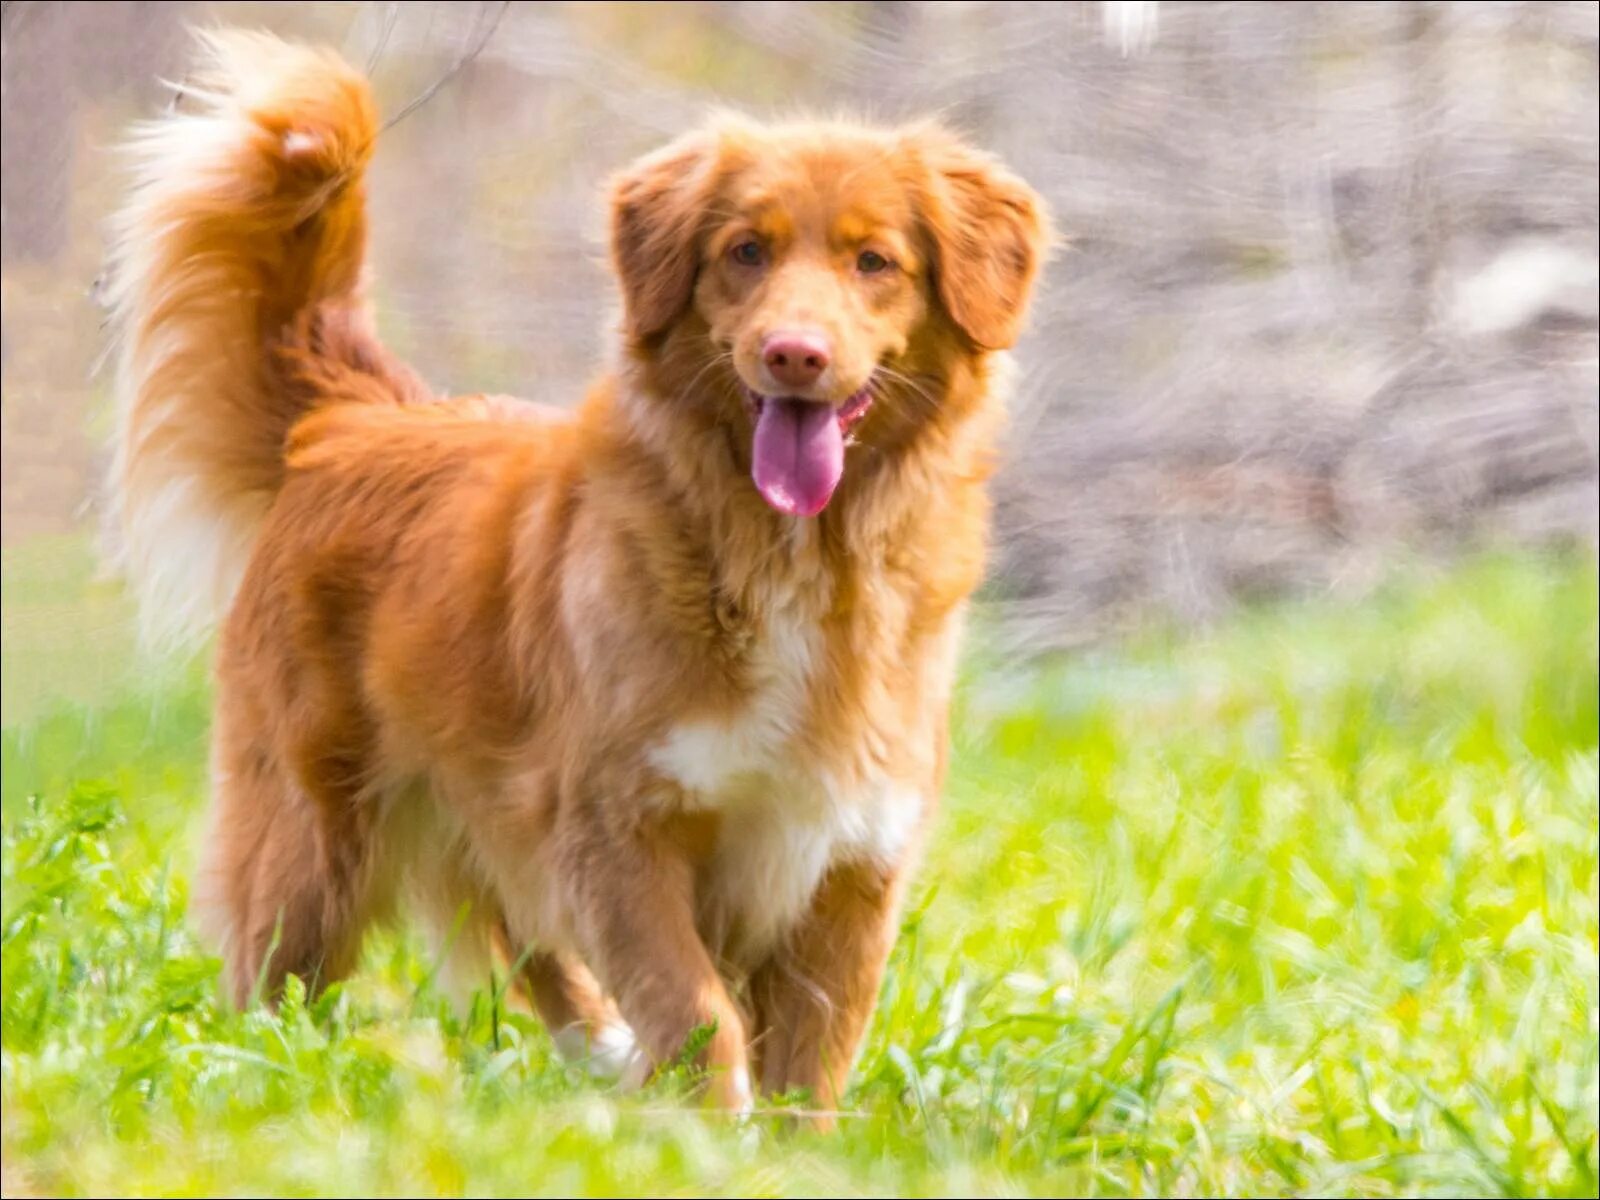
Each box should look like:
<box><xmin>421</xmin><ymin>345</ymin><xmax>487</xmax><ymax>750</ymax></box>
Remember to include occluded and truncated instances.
<box><xmin>913</xmin><ymin>131</ymin><xmax>1053</xmax><ymax>351</ymax></box>
<box><xmin>609</xmin><ymin>131</ymin><xmax>720</xmax><ymax>341</ymax></box>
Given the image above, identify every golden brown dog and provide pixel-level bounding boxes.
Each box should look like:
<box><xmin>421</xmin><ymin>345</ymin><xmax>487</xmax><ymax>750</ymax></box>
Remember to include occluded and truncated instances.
<box><xmin>109</xmin><ymin>32</ymin><xmax>1049</xmax><ymax>1116</ymax></box>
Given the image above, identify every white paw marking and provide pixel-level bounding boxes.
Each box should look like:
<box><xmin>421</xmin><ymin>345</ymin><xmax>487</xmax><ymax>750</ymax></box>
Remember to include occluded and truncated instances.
<box><xmin>554</xmin><ymin>1020</ymin><xmax>644</xmax><ymax>1082</ymax></box>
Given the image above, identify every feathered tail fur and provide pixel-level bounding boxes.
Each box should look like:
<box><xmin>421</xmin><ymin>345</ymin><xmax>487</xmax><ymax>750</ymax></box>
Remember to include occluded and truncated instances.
<box><xmin>108</xmin><ymin>30</ymin><xmax>416</xmax><ymax>648</ymax></box>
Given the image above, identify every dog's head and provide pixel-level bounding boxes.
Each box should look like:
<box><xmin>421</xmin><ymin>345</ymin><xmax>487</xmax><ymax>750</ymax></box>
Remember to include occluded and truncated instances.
<box><xmin>609</xmin><ymin>117</ymin><xmax>1051</xmax><ymax>517</ymax></box>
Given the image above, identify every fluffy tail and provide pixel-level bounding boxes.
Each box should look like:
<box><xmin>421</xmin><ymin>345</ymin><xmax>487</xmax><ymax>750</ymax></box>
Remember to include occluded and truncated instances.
<box><xmin>108</xmin><ymin>30</ymin><xmax>403</xmax><ymax>648</ymax></box>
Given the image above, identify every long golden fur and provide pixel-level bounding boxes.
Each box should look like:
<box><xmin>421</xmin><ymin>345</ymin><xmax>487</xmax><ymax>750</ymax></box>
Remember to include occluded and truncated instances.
<box><xmin>109</xmin><ymin>31</ymin><xmax>1050</xmax><ymax>1117</ymax></box>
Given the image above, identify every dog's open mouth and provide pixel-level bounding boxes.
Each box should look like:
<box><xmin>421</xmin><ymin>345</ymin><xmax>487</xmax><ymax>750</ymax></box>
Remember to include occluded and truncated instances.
<box><xmin>744</xmin><ymin>385</ymin><xmax>873</xmax><ymax>517</ymax></box>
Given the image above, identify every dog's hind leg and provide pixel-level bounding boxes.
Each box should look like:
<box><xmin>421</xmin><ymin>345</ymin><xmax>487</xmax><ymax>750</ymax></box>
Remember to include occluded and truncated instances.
<box><xmin>196</xmin><ymin>754</ymin><xmax>371</xmax><ymax>1007</ymax></box>
<box><xmin>196</xmin><ymin>692</ymin><xmax>379</xmax><ymax>1008</ymax></box>
<box><xmin>512</xmin><ymin>943</ymin><xmax>642</xmax><ymax>1081</ymax></box>
<box><xmin>401</xmin><ymin>811</ymin><xmax>633</xmax><ymax>1069</ymax></box>
<box><xmin>408</xmin><ymin>839</ymin><xmax>501</xmax><ymax>1019</ymax></box>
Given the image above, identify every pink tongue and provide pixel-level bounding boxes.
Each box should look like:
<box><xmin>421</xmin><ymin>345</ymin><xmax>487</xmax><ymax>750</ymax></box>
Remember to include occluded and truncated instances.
<box><xmin>752</xmin><ymin>398</ymin><xmax>844</xmax><ymax>517</ymax></box>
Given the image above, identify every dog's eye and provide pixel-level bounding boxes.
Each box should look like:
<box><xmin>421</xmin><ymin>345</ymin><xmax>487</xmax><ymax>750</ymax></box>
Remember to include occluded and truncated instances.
<box><xmin>857</xmin><ymin>250</ymin><xmax>890</xmax><ymax>274</ymax></box>
<box><xmin>730</xmin><ymin>240</ymin><xmax>765</xmax><ymax>267</ymax></box>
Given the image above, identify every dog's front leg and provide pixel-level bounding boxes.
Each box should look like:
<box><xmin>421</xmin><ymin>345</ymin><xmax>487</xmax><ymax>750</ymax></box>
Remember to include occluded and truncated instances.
<box><xmin>565</xmin><ymin>812</ymin><xmax>752</xmax><ymax>1111</ymax></box>
<box><xmin>749</xmin><ymin>858</ymin><xmax>906</xmax><ymax>1127</ymax></box>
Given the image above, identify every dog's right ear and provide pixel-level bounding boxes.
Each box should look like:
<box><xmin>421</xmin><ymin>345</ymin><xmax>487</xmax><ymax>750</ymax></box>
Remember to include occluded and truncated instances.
<box><xmin>609</xmin><ymin>132</ymin><xmax>719</xmax><ymax>341</ymax></box>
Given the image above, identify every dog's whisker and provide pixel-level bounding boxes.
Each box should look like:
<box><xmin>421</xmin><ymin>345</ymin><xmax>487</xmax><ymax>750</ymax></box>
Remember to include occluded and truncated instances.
<box><xmin>874</xmin><ymin>363</ymin><xmax>944</xmax><ymax>419</ymax></box>
<box><xmin>673</xmin><ymin>350</ymin><xmax>738</xmax><ymax>407</ymax></box>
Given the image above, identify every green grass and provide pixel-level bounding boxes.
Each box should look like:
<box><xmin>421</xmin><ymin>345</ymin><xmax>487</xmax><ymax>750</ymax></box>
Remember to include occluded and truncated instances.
<box><xmin>3</xmin><ymin>550</ymin><xmax>1597</xmax><ymax>1197</ymax></box>
<box><xmin>0</xmin><ymin>535</ymin><xmax>143</xmax><ymax>726</ymax></box>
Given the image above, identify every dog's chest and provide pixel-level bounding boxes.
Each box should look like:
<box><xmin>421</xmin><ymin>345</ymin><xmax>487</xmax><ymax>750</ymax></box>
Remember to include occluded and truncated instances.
<box><xmin>647</xmin><ymin>590</ymin><xmax>920</xmax><ymax>962</ymax></box>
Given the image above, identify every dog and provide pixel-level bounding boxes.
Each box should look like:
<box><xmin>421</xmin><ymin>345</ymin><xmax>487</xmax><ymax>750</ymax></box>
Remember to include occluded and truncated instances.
<box><xmin>108</xmin><ymin>31</ymin><xmax>1049</xmax><ymax>1117</ymax></box>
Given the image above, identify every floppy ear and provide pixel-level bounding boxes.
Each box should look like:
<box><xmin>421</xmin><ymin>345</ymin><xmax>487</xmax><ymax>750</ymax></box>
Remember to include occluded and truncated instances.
<box><xmin>608</xmin><ymin>132</ymin><xmax>719</xmax><ymax>341</ymax></box>
<box><xmin>915</xmin><ymin>133</ymin><xmax>1052</xmax><ymax>350</ymax></box>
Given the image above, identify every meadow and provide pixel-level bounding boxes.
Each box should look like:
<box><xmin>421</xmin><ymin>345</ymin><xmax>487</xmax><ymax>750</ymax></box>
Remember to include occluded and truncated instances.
<box><xmin>2</xmin><ymin>549</ymin><xmax>1596</xmax><ymax>1197</ymax></box>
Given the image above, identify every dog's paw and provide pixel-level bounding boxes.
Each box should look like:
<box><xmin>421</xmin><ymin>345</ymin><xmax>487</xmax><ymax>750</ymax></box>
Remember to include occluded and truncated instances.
<box><xmin>554</xmin><ymin>1020</ymin><xmax>646</xmax><ymax>1084</ymax></box>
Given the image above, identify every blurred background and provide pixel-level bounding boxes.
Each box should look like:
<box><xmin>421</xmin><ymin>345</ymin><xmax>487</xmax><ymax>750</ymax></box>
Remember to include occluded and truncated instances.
<box><xmin>2</xmin><ymin>0</ymin><xmax>1596</xmax><ymax>718</ymax></box>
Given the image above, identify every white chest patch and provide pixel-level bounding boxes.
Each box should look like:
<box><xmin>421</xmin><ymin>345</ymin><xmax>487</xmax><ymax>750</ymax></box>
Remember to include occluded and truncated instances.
<box><xmin>648</xmin><ymin>597</ymin><xmax>820</xmax><ymax>797</ymax></box>
<box><xmin>647</xmin><ymin>595</ymin><xmax>923</xmax><ymax>963</ymax></box>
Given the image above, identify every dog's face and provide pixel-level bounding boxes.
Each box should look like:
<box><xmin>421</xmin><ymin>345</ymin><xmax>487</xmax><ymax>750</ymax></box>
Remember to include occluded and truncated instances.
<box><xmin>610</xmin><ymin>119</ymin><xmax>1050</xmax><ymax>516</ymax></box>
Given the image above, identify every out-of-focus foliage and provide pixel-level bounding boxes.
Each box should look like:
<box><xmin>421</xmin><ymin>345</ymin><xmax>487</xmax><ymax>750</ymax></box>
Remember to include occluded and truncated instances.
<box><xmin>2</xmin><ymin>1</ymin><xmax>1596</xmax><ymax>665</ymax></box>
<box><xmin>3</xmin><ymin>551</ymin><xmax>1596</xmax><ymax>1196</ymax></box>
